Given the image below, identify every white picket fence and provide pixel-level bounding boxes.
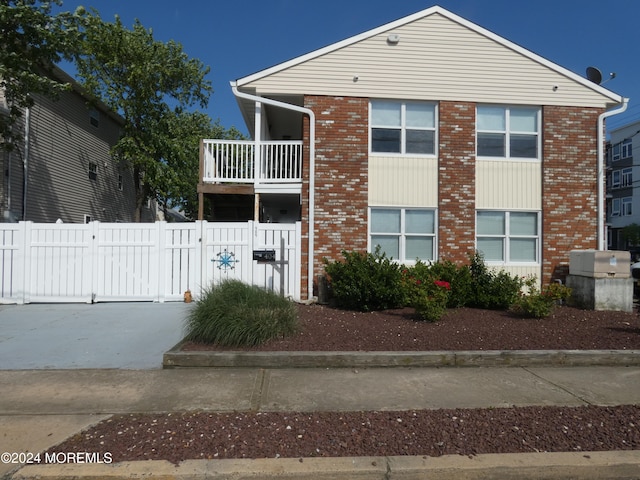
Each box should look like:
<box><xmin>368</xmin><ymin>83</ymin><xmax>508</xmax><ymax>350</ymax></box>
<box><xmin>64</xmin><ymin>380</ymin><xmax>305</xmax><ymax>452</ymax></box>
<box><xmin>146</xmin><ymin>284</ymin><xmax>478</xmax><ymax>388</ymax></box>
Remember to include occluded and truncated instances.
<box><xmin>0</xmin><ymin>221</ymin><xmax>301</xmax><ymax>304</ymax></box>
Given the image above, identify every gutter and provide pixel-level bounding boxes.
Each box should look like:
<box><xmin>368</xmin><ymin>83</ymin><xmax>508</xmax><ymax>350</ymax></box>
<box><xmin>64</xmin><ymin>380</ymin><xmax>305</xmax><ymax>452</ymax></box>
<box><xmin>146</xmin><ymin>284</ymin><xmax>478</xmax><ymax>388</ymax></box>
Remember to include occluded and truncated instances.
<box><xmin>230</xmin><ymin>83</ymin><xmax>316</xmax><ymax>301</ymax></box>
<box><xmin>597</xmin><ymin>98</ymin><xmax>629</xmax><ymax>251</ymax></box>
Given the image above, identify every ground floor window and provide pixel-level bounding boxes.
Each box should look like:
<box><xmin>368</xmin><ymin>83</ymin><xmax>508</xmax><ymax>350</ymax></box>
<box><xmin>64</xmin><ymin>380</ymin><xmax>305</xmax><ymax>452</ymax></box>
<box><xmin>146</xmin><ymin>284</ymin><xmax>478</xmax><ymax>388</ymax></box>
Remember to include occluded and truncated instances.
<box><xmin>476</xmin><ymin>210</ymin><xmax>540</xmax><ymax>264</ymax></box>
<box><xmin>370</xmin><ymin>207</ymin><xmax>436</xmax><ymax>262</ymax></box>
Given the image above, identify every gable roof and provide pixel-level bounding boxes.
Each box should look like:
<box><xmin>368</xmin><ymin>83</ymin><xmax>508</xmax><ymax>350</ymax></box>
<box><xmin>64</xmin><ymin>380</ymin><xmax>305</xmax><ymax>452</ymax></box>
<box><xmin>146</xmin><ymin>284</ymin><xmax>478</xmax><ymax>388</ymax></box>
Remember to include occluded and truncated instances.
<box><xmin>235</xmin><ymin>5</ymin><xmax>622</xmax><ymax>108</ymax></box>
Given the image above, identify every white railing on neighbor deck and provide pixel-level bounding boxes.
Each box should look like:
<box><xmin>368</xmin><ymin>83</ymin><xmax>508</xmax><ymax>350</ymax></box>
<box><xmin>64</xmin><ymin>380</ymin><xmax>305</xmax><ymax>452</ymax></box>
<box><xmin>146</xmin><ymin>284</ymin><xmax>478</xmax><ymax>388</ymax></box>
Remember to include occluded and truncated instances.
<box><xmin>202</xmin><ymin>139</ymin><xmax>303</xmax><ymax>184</ymax></box>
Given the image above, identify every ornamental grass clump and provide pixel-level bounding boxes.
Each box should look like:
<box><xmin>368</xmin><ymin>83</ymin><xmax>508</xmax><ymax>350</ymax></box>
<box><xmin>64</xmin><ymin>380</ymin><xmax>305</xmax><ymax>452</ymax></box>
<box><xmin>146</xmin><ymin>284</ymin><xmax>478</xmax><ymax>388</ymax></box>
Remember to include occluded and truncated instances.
<box><xmin>184</xmin><ymin>280</ymin><xmax>298</xmax><ymax>347</ymax></box>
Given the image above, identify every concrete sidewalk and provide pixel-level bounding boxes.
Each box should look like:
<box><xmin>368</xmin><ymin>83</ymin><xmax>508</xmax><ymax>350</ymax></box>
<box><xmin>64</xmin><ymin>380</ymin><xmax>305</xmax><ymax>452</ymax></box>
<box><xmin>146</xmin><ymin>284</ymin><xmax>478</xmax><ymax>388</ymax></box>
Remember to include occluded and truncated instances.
<box><xmin>2</xmin><ymin>365</ymin><xmax>640</xmax><ymax>479</ymax></box>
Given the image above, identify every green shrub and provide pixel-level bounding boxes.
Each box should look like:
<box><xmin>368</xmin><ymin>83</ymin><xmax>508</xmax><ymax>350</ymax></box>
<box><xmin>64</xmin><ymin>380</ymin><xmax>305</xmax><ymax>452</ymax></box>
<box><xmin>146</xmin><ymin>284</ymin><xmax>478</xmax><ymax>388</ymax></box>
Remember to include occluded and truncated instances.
<box><xmin>401</xmin><ymin>263</ymin><xmax>451</xmax><ymax>322</ymax></box>
<box><xmin>323</xmin><ymin>247</ymin><xmax>404</xmax><ymax>311</ymax></box>
<box><xmin>426</xmin><ymin>259</ymin><xmax>473</xmax><ymax>308</ymax></box>
<box><xmin>511</xmin><ymin>277</ymin><xmax>573</xmax><ymax>318</ymax></box>
<box><xmin>184</xmin><ymin>280</ymin><xmax>298</xmax><ymax>346</ymax></box>
<box><xmin>468</xmin><ymin>252</ymin><xmax>524</xmax><ymax>309</ymax></box>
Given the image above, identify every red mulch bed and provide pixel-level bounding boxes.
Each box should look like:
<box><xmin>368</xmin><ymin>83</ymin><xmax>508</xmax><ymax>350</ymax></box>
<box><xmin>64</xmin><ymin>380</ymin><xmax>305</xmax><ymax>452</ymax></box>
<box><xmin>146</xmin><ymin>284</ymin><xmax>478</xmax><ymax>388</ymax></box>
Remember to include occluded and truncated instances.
<box><xmin>183</xmin><ymin>304</ymin><xmax>640</xmax><ymax>352</ymax></box>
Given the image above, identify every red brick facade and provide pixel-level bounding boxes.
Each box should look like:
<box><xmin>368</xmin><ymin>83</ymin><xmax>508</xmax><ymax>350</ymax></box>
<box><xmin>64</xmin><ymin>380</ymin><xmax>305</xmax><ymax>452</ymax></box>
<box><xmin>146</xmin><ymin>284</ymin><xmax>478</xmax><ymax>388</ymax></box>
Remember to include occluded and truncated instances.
<box><xmin>437</xmin><ymin>101</ymin><xmax>477</xmax><ymax>264</ymax></box>
<box><xmin>541</xmin><ymin>105</ymin><xmax>604</xmax><ymax>283</ymax></box>
<box><xmin>298</xmin><ymin>96</ymin><xmax>604</xmax><ymax>297</ymax></box>
<box><xmin>301</xmin><ymin>95</ymin><xmax>369</xmax><ymax>297</ymax></box>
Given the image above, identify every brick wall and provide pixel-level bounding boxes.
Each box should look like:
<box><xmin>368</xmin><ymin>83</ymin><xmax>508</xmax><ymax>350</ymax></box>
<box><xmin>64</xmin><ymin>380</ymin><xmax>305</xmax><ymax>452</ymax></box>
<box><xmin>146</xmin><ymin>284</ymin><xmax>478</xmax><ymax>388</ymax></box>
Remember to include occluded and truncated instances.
<box><xmin>297</xmin><ymin>98</ymin><xmax>603</xmax><ymax>296</ymax></box>
<box><xmin>542</xmin><ymin>105</ymin><xmax>604</xmax><ymax>283</ymax></box>
<box><xmin>438</xmin><ymin>101</ymin><xmax>477</xmax><ymax>264</ymax></box>
<box><xmin>301</xmin><ymin>95</ymin><xmax>369</xmax><ymax>297</ymax></box>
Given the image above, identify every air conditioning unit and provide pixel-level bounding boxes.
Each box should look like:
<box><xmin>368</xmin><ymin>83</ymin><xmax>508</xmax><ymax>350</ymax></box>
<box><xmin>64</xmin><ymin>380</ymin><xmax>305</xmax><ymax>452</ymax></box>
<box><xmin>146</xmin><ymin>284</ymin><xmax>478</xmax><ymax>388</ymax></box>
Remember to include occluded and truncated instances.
<box><xmin>569</xmin><ymin>250</ymin><xmax>630</xmax><ymax>278</ymax></box>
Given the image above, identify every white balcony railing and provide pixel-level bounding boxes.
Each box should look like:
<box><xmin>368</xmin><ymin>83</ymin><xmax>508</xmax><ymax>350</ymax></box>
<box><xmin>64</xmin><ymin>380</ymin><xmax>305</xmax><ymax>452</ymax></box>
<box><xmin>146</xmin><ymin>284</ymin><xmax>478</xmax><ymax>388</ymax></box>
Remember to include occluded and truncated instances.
<box><xmin>202</xmin><ymin>139</ymin><xmax>303</xmax><ymax>184</ymax></box>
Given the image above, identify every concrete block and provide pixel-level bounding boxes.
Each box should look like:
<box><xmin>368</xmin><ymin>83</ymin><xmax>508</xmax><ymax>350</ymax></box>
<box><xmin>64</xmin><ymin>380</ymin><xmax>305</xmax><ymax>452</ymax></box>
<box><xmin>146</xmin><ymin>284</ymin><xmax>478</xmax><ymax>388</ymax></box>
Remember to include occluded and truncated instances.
<box><xmin>566</xmin><ymin>275</ymin><xmax>633</xmax><ymax>312</ymax></box>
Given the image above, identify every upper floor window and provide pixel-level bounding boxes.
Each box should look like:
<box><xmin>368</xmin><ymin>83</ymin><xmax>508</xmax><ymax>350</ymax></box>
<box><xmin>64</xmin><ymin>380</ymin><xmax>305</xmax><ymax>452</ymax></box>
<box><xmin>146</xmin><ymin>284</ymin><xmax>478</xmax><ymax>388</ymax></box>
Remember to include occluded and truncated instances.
<box><xmin>89</xmin><ymin>108</ymin><xmax>100</xmax><ymax>128</ymax></box>
<box><xmin>88</xmin><ymin>162</ymin><xmax>98</xmax><ymax>181</ymax></box>
<box><xmin>477</xmin><ymin>106</ymin><xmax>540</xmax><ymax>159</ymax></box>
<box><xmin>622</xmin><ymin>138</ymin><xmax>633</xmax><ymax>159</ymax></box>
<box><xmin>370</xmin><ymin>100</ymin><xmax>436</xmax><ymax>155</ymax></box>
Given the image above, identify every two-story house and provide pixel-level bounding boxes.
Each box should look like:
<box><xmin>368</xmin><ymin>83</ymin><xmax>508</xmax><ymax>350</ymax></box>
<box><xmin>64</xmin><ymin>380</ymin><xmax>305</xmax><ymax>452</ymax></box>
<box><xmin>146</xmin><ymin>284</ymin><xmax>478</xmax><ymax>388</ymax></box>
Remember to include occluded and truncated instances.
<box><xmin>198</xmin><ymin>6</ymin><xmax>625</xmax><ymax>300</ymax></box>
<box><xmin>1</xmin><ymin>66</ymin><xmax>140</xmax><ymax>223</ymax></box>
<box><xmin>607</xmin><ymin>120</ymin><xmax>640</xmax><ymax>250</ymax></box>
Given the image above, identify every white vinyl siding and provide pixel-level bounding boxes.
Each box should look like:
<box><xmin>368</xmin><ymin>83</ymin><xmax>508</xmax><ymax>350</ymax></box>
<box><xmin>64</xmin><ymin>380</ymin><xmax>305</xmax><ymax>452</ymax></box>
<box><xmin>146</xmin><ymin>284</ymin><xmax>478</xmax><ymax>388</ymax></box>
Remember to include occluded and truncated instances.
<box><xmin>241</xmin><ymin>12</ymin><xmax>617</xmax><ymax>109</ymax></box>
<box><xmin>369</xmin><ymin>156</ymin><xmax>438</xmax><ymax>207</ymax></box>
<box><xmin>476</xmin><ymin>160</ymin><xmax>541</xmax><ymax>210</ymax></box>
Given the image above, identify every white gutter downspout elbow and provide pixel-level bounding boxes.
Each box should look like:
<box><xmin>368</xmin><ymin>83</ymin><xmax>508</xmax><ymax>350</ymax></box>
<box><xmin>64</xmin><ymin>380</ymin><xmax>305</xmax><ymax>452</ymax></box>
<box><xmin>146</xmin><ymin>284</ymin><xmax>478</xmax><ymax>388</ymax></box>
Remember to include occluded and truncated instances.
<box><xmin>231</xmin><ymin>83</ymin><xmax>316</xmax><ymax>301</ymax></box>
<box><xmin>597</xmin><ymin>97</ymin><xmax>629</xmax><ymax>251</ymax></box>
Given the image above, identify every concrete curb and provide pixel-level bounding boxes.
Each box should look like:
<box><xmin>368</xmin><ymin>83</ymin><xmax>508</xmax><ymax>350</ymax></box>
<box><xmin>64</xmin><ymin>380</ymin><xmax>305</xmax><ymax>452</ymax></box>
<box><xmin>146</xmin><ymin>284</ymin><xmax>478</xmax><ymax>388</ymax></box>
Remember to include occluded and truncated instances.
<box><xmin>163</xmin><ymin>346</ymin><xmax>640</xmax><ymax>368</ymax></box>
<box><xmin>11</xmin><ymin>451</ymin><xmax>640</xmax><ymax>480</ymax></box>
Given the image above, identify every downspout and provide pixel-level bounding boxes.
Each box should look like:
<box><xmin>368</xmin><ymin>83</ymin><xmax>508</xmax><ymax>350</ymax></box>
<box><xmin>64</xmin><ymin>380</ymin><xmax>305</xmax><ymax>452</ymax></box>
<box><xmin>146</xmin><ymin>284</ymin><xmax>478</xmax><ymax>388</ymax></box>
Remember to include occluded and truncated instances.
<box><xmin>22</xmin><ymin>106</ymin><xmax>31</xmax><ymax>221</ymax></box>
<box><xmin>597</xmin><ymin>98</ymin><xmax>628</xmax><ymax>250</ymax></box>
<box><xmin>231</xmin><ymin>82</ymin><xmax>316</xmax><ymax>301</ymax></box>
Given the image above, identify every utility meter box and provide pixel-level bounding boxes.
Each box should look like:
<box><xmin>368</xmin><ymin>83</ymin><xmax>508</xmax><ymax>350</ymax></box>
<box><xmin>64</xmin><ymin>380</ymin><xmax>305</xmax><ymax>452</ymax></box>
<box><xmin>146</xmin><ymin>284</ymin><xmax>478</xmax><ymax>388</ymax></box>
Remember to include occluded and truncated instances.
<box><xmin>569</xmin><ymin>250</ymin><xmax>630</xmax><ymax>278</ymax></box>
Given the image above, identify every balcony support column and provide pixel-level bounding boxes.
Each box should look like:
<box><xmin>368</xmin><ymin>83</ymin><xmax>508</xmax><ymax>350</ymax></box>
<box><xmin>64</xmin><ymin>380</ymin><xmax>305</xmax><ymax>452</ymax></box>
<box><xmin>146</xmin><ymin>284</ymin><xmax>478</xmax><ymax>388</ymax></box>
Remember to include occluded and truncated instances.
<box><xmin>255</xmin><ymin>101</ymin><xmax>262</xmax><ymax>186</ymax></box>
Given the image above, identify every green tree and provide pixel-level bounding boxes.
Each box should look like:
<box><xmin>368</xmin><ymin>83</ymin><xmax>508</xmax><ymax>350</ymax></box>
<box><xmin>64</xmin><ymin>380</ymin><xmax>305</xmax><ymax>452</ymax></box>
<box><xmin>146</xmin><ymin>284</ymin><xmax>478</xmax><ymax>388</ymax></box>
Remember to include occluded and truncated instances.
<box><xmin>155</xmin><ymin>114</ymin><xmax>244</xmax><ymax>220</ymax></box>
<box><xmin>73</xmin><ymin>11</ymin><xmax>213</xmax><ymax>221</ymax></box>
<box><xmin>621</xmin><ymin>223</ymin><xmax>640</xmax><ymax>248</ymax></box>
<box><xmin>0</xmin><ymin>0</ymin><xmax>83</xmax><ymax>151</ymax></box>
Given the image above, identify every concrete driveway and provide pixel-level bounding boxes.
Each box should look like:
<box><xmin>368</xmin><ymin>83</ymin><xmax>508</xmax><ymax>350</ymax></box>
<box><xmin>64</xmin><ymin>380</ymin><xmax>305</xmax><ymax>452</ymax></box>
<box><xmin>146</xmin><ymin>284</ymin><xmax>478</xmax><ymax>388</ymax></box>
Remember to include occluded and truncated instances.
<box><xmin>0</xmin><ymin>302</ymin><xmax>191</xmax><ymax>369</ymax></box>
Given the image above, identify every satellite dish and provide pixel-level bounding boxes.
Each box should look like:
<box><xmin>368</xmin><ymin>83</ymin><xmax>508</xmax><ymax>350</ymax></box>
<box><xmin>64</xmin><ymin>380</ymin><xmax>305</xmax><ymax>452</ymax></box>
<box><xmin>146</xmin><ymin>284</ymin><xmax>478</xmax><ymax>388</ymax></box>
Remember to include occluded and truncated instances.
<box><xmin>586</xmin><ymin>66</ymin><xmax>603</xmax><ymax>85</ymax></box>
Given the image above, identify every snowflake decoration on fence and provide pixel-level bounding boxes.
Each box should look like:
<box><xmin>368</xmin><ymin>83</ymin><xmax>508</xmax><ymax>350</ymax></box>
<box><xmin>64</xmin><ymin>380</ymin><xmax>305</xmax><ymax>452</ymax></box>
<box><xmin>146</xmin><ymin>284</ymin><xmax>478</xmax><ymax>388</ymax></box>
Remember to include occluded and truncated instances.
<box><xmin>214</xmin><ymin>249</ymin><xmax>238</xmax><ymax>271</ymax></box>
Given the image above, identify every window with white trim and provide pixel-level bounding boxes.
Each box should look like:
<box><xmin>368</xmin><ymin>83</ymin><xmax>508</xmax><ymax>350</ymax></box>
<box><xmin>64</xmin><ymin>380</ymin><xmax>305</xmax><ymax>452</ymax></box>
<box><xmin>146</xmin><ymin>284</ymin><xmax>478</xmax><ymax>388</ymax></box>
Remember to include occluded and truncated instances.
<box><xmin>622</xmin><ymin>138</ymin><xmax>633</xmax><ymax>159</ymax></box>
<box><xmin>612</xmin><ymin>170</ymin><xmax>621</xmax><ymax>189</ymax></box>
<box><xmin>611</xmin><ymin>168</ymin><xmax>633</xmax><ymax>190</ymax></box>
<box><xmin>88</xmin><ymin>162</ymin><xmax>97</xmax><ymax>181</ymax></box>
<box><xmin>476</xmin><ymin>106</ymin><xmax>540</xmax><ymax>159</ymax></box>
<box><xmin>622</xmin><ymin>168</ymin><xmax>633</xmax><ymax>188</ymax></box>
<box><xmin>622</xmin><ymin>197</ymin><xmax>633</xmax><ymax>216</ymax></box>
<box><xmin>612</xmin><ymin>143</ymin><xmax>621</xmax><ymax>162</ymax></box>
<box><xmin>370</xmin><ymin>101</ymin><xmax>436</xmax><ymax>155</ymax></box>
<box><xmin>611</xmin><ymin>198</ymin><xmax>621</xmax><ymax>217</ymax></box>
<box><xmin>370</xmin><ymin>208</ymin><xmax>436</xmax><ymax>262</ymax></box>
<box><xmin>476</xmin><ymin>211</ymin><xmax>540</xmax><ymax>263</ymax></box>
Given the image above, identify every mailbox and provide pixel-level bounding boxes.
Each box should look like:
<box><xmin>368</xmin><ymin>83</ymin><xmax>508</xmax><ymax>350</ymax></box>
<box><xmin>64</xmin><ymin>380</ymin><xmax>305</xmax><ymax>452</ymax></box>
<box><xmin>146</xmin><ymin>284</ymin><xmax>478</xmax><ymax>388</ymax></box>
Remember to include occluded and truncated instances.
<box><xmin>253</xmin><ymin>249</ymin><xmax>276</xmax><ymax>262</ymax></box>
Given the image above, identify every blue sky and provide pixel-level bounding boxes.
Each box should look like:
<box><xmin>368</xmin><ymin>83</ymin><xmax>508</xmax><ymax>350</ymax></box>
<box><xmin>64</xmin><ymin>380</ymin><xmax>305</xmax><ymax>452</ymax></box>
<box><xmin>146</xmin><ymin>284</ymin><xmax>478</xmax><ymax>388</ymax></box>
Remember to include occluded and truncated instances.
<box><xmin>53</xmin><ymin>0</ymin><xmax>640</xmax><ymax>136</ymax></box>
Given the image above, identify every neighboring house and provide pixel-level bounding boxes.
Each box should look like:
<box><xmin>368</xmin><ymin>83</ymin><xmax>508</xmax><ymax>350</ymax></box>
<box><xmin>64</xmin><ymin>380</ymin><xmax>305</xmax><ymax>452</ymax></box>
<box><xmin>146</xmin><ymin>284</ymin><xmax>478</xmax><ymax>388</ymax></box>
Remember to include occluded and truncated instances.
<box><xmin>198</xmin><ymin>6</ymin><xmax>625</xmax><ymax>299</ymax></box>
<box><xmin>606</xmin><ymin>120</ymin><xmax>640</xmax><ymax>250</ymax></box>
<box><xmin>0</xmin><ymin>66</ymin><xmax>142</xmax><ymax>223</ymax></box>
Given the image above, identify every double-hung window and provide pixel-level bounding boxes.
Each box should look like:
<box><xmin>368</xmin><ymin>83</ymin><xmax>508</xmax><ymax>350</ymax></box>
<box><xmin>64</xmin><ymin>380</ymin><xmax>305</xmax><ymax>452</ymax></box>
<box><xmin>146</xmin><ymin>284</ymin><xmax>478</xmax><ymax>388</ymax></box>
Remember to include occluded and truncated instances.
<box><xmin>370</xmin><ymin>101</ymin><xmax>436</xmax><ymax>155</ymax></box>
<box><xmin>477</xmin><ymin>106</ymin><xmax>540</xmax><ymax>159</ymax></box>
<box><xmin>476</xmin><ymin>211</ymin><xmax>539</xmax><ymax>264</ymax></box>
<box><xmin>370</xmin><ymin>208</ymin><xmax>436</xmax><ymax>262</ymax></box>
<box><xmin>622</xmin><ymin>168</ymin><xmax>633</xmax><ymax>188</ymax></box>
<box><xmin>612</xmin><ymin>168</ymin><xmax>633</xmax><ymax>189</ymax></box>
<box><xmin>622</xmin><ymin>138</ymin><xmax>633</xmax><ymax>159</ymax></box>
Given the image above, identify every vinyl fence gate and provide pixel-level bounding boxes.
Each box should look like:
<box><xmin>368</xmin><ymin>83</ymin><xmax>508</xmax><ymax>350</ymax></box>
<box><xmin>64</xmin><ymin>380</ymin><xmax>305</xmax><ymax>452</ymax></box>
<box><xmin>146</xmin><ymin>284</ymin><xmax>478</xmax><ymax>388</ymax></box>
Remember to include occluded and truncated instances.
<box><xmin>0</xmin><ymin>221</ymin><xmax>302</xmax><ymax>304</ymax></box>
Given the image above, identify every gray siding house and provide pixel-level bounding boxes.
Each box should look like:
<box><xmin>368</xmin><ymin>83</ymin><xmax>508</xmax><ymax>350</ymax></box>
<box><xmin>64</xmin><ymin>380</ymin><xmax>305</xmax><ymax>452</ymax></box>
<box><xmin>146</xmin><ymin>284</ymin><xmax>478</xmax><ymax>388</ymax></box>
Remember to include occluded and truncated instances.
<box><xmin>0</xmin><ymin>67</ymin><xmax>139</xmax><ymax>223</ymax></box>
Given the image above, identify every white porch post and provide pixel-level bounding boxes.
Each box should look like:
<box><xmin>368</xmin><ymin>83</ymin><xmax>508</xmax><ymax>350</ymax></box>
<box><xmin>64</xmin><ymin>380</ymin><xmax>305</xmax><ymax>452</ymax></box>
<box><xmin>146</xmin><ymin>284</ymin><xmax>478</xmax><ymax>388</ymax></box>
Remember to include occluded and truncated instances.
<box><xmin>254</xmin><ymin>101</ymin><xmax>262</xmax><ymax>186</ymax></box>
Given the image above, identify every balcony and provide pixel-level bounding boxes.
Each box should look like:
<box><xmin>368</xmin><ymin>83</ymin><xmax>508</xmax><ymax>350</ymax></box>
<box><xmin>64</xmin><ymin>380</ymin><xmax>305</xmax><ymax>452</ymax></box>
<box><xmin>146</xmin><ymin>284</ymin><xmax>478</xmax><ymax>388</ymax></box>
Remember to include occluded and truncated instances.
<box><xmin>201</xmin><ymin>140</ymin><xmax>303</xmax><ymax>191</ymax></box>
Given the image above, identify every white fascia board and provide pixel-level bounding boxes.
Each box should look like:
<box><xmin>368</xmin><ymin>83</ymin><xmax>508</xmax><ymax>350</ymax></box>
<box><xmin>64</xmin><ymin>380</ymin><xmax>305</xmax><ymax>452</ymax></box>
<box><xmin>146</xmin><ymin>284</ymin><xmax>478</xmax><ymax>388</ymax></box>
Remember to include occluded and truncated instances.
<box><xmin>234</xmin><ymin>5</ymin><xmax>623</xmax><ymax>104</ymax></box>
